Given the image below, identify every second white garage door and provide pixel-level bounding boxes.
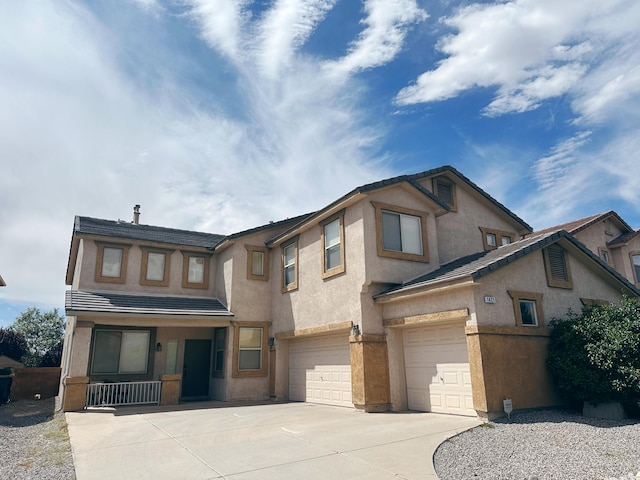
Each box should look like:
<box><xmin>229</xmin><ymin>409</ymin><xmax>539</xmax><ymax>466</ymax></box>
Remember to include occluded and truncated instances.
<box><xmin>403</xmin><ymin>324</ymin><xmax>475</xmax><ymax>416</ymax></box>
<box><xmin>289</xmin><ymin>335</ymin><xmax>352</xmax><ymax>408</ymax></box>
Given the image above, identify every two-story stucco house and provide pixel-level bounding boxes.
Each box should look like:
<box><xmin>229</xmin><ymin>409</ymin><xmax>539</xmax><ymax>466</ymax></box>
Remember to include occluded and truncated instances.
<box><xmin>58</xmin><ymin>166</ymin><xmax>640</xmax><ymax>418</ymax></box>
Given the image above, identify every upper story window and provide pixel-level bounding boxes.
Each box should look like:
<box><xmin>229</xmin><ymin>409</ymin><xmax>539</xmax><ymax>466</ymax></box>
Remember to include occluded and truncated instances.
<box><xmin>372</xmin><ymin>202</ymin><xmax>429</xmax><ymax>263</ymax></box>
<box><xmin>432</xmin><ymin>176</ymin><xmax>457</xmax><ymax>211</ymax></box>
<box><xmin>508</xmin><ymin>291</ymin><xmax>544</xmax><ymax>327</ymax></box>
<box><xmin>282</xmin><ymin>239</ymin><xmax>298</xmax><ymax>292</ymax></box>
<box><xmin>631</xmin><ymin>253</ymin><xmax>640</xmax><ymax>284</ymax></box>
<box><xmin>95</xmin><ymin>242</ymin><xmax>131</xmax><ymax>283</ymax></box>
<box><xmin>321</xmin><ymin>213</ymin><xmax>345</xmax><ymax>279</ymax></box>
<box><xmin>479</xmin><ymin>227</ymin><xmax>514</xmax><ymax>251</ymax></box>
<box><xmin>140</xmin><ymin>247</ymin><xmax>172</xmax><ymax>286</ymax></box>
<box><xmin>181</xmin><ymin>251</ymin><xmax>211</xmax><ymax>289</ymax></box>
<box><xmin>543</xmin><ymin>245</ymin><xmax>573</xmax><ymax>289</ymax></box>
<box><xmin>246</xmin><ymin>245</ymin><xmax>269</xmax><ymax>281</ymax></box>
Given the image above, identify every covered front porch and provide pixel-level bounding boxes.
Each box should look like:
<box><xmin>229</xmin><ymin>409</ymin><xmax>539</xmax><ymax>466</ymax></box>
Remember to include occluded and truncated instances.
<box><xmin>60</xmin><ymin>290</ymin><xmax>233</xmax><ymax>411</ymax></box>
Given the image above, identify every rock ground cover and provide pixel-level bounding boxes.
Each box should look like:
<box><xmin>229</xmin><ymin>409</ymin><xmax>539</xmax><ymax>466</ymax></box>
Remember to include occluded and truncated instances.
<box><xmin>0</xmin><ymin>398</ymin><xmax>76</xmax><ymax>480</ymax></box>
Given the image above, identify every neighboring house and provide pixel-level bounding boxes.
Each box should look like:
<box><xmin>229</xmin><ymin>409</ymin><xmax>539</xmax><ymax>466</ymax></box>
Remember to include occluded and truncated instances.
<box><xmin>0</xmin><ymin>355</ymin><xmax>23</xmax><ymax>369</ymax></box>
<box><xmin>533</xmin><ymin>211</ymin><xmax>640</xmax><ymax>290</ymax></box>
<box><xmin>59</xmin><ymin>166</ymin><xmax>640</xmax><ymax>418</ymax></box>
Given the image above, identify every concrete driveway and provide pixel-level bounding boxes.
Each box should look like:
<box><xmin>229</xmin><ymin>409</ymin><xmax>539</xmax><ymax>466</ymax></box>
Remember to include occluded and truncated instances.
<box><xmin>66</xmin><ymin>402</ymin><xmax>480</xmax><ymax>480</ymax></box>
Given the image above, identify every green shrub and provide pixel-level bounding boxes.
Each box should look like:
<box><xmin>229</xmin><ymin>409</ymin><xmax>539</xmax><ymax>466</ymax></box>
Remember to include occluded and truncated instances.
<box><xmin>547</xmin><ymin>297</ymin><xmax>640</xmax><ymax>411</ymax></box>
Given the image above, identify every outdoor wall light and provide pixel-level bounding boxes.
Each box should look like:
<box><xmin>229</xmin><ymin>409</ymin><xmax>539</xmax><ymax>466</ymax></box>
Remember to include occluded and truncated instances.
<box><xmin>268</xmin><ymin>337</ymin><xmax>275</xmax><ymax>347</ymax></box>
<box><xmin>156</xmin><ymin>342</ymin><xmax>162</xmax><ymax>352</ymax></box>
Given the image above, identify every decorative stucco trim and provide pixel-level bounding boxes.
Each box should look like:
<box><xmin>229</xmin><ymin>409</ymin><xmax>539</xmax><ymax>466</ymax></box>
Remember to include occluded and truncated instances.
<box><xmin>383</xmin><ymin>308</ymin><xmax>469</xmax><ymax>328</ymax></box>
<box><xmin>275</xmin><ymin>321</ymin><xmax>352</xmax><ymax>340</ymax></box>
<box><xmin>465</xmin><ymin>325</ymin><xmax>551</xmax><ymax>337</ymax></box>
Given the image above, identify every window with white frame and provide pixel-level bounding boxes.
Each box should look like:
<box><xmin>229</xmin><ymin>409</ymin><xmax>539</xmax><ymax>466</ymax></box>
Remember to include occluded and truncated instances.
<box><xmin>95</xmin><ymin>242</ymin><xmax>131</xmax><ymax>283</ymax></box>
<box><xmin>519</xmin><ymin>299</ymin><xmax>538</xmax><ymax>326</ymax></box>
<box><xmin>181</xmin><ymin>251</ymin><xmax>210</xmax><ymax>289</ymax></box>
<box><xmin>508</xmin><ymin>290</ymin><xmax>544</xmax><ymax>327</ymax></box>
<box><xmin>322</xmin><ymin>213</ymin><xmax>345</xmax><ymax>278</ymax></box>
<box><xmin>238</xmin><ymin>327</ymin><xmax>262</xmax><ymax>370</ymax></box>
<box><xmin>102</xmin><ymin>247</ymin><xmax>123</xmax><ymax>277</ymax></box>
<box><xmin>245</xmin><ymin>245</ymin><xmax>269</xmax><ymax>281</ymax></box>
<box><xmin>140</xmin><ymin>247</ymin><xmax>172</xmax><ymax>286</ymax></box>
<box><xmin>372</xmin><ymin>202</ymin><xmax>429</xmax><ymax>262</ymax></box>
<box><xmin>382</xmin><ymin>210</ymin><xmax>423</xmax><ymax>255</ymax></box>
<box><xmin>212</xmin><ymin>327</ymin><xmax>226</xmax><ymax>377</ymax></box>
<box><xmin>282</xmin><ymin>241</ymin><xmax>298</xmax><ymax>291</ymax></box>
<box><xmin>91</xmin><ymin>329</ymin><xmax>150</xmax><ymax>374</ymax></box>
<box><xmin>479</xmin><ymin>227</ymin><xmax>515</xmax><ymax>251</ymax></box>
<box><xmin>632</xmin><ymin>253</ymin><xmax>640</xmax><ymax>283</ymax></box>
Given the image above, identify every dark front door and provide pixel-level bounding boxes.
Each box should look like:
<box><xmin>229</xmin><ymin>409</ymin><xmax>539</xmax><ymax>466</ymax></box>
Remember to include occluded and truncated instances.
<box><xmin>181</xmin><ymin>339</ymin><xmax>211</xmax><ymax>400</ymax></box>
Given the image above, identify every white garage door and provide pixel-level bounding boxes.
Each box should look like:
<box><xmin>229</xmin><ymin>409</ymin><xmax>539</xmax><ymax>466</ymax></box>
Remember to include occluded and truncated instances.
<box><xmin>403</xmin><ymin>324</ymin><xmax>475</xmax><ymax>416</ymax></box>
<box><xmin>289</xmin><ymin>335</ymin><xmax>352</xmax><ymax>408</ymax></box>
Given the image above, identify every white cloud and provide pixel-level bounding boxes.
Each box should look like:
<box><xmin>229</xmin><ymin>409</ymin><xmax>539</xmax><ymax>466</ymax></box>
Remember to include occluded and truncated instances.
<box><xmin>0</xmin><ymin>0</ymin><xmax>397</xmax><ymax>316</ymax></box>
<box><xmin>255</xmin><ymin>0</ymin><xmax>337</xmax><ymax>78</ymax></box>
<box><xmin>326</xmin><ymin>0</ymin><xmax>427</xmax><ymax>76</ymax></box>
<box><xmin>394</xmin><ymin>0</ymin><xmax>627</xmax><ymax>112</ymax></box>
<box><xmin>187</xmin><ymin>0</ymin><xmax>250</xmax><ymax>61</ymax></box>
<box><xmin>532</xmin><ymin>131</ymin><xmax>592</xmax><ymax>190</ymax></box>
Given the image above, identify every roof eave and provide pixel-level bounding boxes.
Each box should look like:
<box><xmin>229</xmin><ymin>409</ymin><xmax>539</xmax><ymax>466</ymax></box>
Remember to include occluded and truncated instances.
<box><xmin>374</xmin><ymin>278</ymin><xmax>475</xmax><ymax>303</ymax></box>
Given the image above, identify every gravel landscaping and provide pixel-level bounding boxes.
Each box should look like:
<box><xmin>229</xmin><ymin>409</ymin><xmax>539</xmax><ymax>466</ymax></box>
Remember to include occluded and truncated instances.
<box><xmin>435</xmin><ymin>409</ymin><xmax>640</xmax><ymax>480</ymax></box>
<box><xmin>0</xmin><ymin>398</ymin><xmax>76</xmax><ymax>480</ymax></box>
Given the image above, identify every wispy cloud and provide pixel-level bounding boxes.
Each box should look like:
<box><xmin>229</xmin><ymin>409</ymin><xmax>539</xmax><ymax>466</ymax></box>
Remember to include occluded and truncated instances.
<box><xmin>254</xmin><ymin>0</ymin><xmax>337</xmax><ymax>78</ymax></box>
<box><xmin>187</xmin><ymin>0</ymin><xmax>250</xmax><ymax>61</ymax></box>
<box><xmin>325</xmin><ymin>0</ymin><xmax>427</xmax><ymax>76</ymax></box>
<box><xmin>0</xmin><ymin>0</ymin><xmax>399</xmax><ymax>311</ymax></box>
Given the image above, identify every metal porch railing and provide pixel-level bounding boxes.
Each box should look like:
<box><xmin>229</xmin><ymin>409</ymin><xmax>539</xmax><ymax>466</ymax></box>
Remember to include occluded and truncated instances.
<box><xmin>86</xmin><ymin>381</ymin><xmax>161</xmax><ymax>407</ymax></box>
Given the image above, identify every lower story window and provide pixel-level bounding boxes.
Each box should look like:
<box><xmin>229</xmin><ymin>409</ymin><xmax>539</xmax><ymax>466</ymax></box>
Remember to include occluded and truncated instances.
<box><xmin>519</xmin><ymin>300</ymin><xmax>538</xmax><ymax>326</ymax></box>
<box><xmin>232</xmin><ymin>322</ymin><xmax>269</xmax><ymax>378</ymax></box>
<box><xmin>508</xmin><ymin>290</ymin><xmax>544</xmax><ymax>327</ymax></box>
<box><xmin>238</xmin><ymin>327</ymin><xmax>262</xmax><ymax>370</ymax></box>
<box><xmin>91</xmin><ymin>329</ymin><xmax>150</xmax><ymax>374</ymax></box>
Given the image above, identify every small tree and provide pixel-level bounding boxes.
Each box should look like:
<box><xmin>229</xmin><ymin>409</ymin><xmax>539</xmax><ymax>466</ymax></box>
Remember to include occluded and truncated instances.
<box><xmin>547</xmin><ymin>297</ymin><xmax>640</xmax><ymax>412</ymax></box>
<box><xmin>0</xmin><ymin>328</ymin><xmax>28</xmax><ymax>363</ymax></box>
<box><xmin>11</xmin><ymin>307</ymin><xmax>66</xmax><ymax>367</ymax></box>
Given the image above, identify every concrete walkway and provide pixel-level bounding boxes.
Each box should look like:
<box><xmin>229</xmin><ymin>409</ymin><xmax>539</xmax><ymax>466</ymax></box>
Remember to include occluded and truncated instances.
<box><xmin>66</xmin><ymin>402</ymin><xmax>480</xmax><ymax>480</ymax></box>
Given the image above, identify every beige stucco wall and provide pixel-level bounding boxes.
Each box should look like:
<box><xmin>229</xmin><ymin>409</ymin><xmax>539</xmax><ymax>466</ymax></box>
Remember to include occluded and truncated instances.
<box><xmin>76</xmin><ymin>238</ymin><xmax>217</xmax><ymax>298</ymax></box>
<box><xmin>363</xmin><ymin>186</ymin><xmax>440</xmax><ymax>285</ymax></box>
<box><xmin>270</xmin><ymin>203</ymin><xmax>367</xmax><ymax>335</ymax></box>
<box><xmin>223</xmin><ymin>235</ymin><xmax>273</xmax><ymax>322</ymax></box>
<box><xmin>472</xmin><ymin>246</ymin><xmax>627</xmax><ymax>328</ymax></box>
<box><xmin>414</xmin><ymin>176</ymin><xmax>525</xmax><ymax>263</ymax></box>
<box><xmin>71</xmin><ymin>239</ymin><xmax>84</xmax><ymax>290</ymax></box>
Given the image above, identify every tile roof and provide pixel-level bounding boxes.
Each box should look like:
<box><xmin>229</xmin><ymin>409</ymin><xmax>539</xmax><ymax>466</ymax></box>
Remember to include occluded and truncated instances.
<box><xmin>74</xmin><ymin>216</ymin><xmax>225</xmax><ymax>248</ymax></box>
<box><xmin>374</xmin><ymin>230</ymin><xmax>640</xmax><ymax>299</ymax></box>
<box><xmin>608</xmin><ymin>229</ymin><xmax>640</xmax><ymax>247</ymax></box>
<box><xmin>266</xmin><ymin>165</ymin><xmax>532</xmax><ymax>246</ymax></box>
<box><xmin>533</xmin><ymin>211</ymin><xmax>633</xmax><ymax>236</ymax></box>
<box><xmin>65</xmin><ymin>290</ymin><xmax>232</xmax><ymax>316</ymax></box>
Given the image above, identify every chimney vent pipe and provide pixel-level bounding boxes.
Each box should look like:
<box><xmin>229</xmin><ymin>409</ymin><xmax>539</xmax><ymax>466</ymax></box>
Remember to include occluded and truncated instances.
<box><xmin>133</xmin><ymin>205</ymin><xmax>141</xmax><ymax>224</ymax></box>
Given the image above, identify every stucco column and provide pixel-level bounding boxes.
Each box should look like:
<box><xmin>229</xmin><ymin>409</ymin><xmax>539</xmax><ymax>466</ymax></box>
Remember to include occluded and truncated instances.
<box><xmin>62</xmin><ymin>376</ymin><xmax>89</xmax><ymax>412</ymax></box>
<box><xmin>69</xmin><ymin>323</ymin><xmax>93</xmax><ymax>377</ymax></box>
<box><xmin>350</xmin><ymin>334</ymin><xmax>390</xmax><ymax>412</ymax></box>
<box><xmin>159</xmin><ymin>374</ymin><xmax>182</xmax><ymax>406</ymax></box>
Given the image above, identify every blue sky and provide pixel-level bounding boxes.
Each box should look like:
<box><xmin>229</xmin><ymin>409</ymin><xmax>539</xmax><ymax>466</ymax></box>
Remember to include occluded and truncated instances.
<box><xmin>1</xmin><ymin>0</ymin><xmax>640</xmax><ymax>327</ymax></box>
